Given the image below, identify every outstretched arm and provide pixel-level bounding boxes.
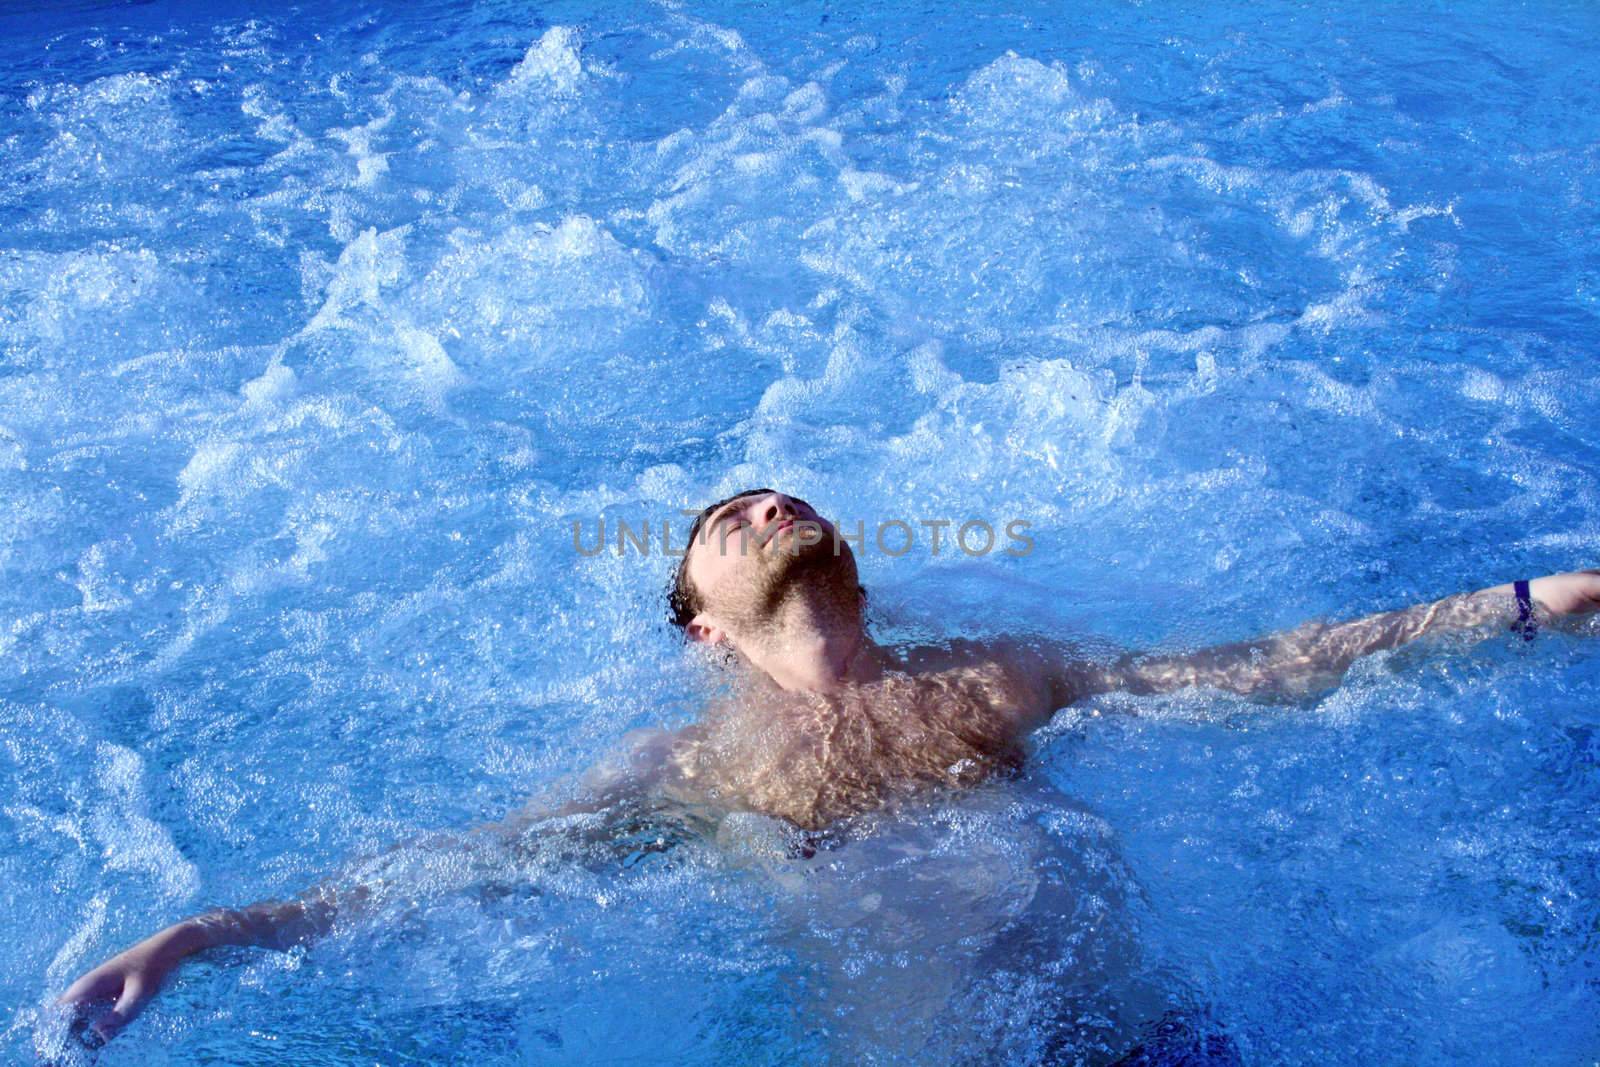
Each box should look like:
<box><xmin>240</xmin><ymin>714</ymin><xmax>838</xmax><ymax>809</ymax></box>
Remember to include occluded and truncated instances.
<box><xmin>57</xmin><ymin>727</ymin><xmax>679</xmax><ymax>1046</ymax></box>
<box><xmin>54</xmin><ymin>888</ymin><xmax>345</xmax><ymax>1048</ymax></box>
<box><xmin>1047</xmin><ymin>569</ymin><xmax>1600</xmax><ymax>706</ymax></box>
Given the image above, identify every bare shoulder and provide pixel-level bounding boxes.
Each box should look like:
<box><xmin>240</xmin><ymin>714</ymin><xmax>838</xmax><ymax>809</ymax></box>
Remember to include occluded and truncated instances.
<box><xmin>954</xmin><ymin>632</ymin><xmax>1118</xmax><ymax>710</ymax></box>
<box><xmin>575</xmin><ymin>725</ymin><xmax>685</xmax><ymax>803</ymax></box>
<box><xmin>891</xmin><ymin>636</ymin><xmax>1009</xmax><ymax>677</ymax></box>
<box><xmin>889</xmin><ymin>635</ymin><xmax>1059</xmax><ymax>719</ymax></box>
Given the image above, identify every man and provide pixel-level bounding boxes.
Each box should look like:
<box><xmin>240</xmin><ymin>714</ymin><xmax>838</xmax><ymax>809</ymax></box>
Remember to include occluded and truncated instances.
<box><xmin>58</xmin><ymin>488</ymin><xmax>1600</xmax><ymax>1048</ymax></box>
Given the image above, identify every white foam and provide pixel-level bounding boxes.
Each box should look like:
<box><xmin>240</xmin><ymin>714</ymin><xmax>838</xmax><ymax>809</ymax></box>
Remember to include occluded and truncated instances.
<box><xmin>89</xmin><ymin>743</ymin><xmax>201</xmax><ymax>902</ymax></box>
<box><xmin>503</xmin><ymin>27</ymin><xmax>587</xmax><ymax>98</ymax></box>
<box><xmin>308</xmin><ymin>226</ymin><xmax>409</xmax><ymax>330</ymax></box>
<box><xmin>176</xmin><ymin>439</ymin><xmax>245</xmax><ymax>502</ymax></box>
<box><xmin>241</xmin><ymin>362</ymin><xmax>298</xmax><ymax>409</ymax></box>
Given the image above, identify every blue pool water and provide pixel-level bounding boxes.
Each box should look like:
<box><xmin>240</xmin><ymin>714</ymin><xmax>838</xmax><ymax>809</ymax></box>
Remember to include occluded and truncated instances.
<box><xmin>3</xmin><ymin>0</ymin><xmax>1599</xmax><ymax>1062</ymax></box>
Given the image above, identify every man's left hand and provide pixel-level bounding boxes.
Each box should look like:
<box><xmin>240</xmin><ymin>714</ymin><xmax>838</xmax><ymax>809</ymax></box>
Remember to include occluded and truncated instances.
<box><xmin>1530</xmin><ymin>570</ymin><xmax>1600</xmax><ymax>617</ymax></box>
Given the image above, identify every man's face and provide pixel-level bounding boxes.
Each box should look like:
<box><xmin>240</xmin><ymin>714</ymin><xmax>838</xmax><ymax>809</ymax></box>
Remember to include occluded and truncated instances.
<box><xmin>681</xmin><ymin>490</ymin><xmax>849</xmax><ymax>644</ymax></box>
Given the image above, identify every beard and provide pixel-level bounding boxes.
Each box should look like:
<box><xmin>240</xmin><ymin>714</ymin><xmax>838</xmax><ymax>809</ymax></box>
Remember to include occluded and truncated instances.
<box><xmin>709</xmin><ymin>526</ymin><xmax>862</xmax><ymax>640</ymax></box>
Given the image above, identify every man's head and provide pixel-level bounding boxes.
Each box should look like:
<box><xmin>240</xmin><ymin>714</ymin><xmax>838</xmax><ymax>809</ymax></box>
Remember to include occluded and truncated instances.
<box><xmin>668</xmin><ymin>488</ymin><xmax>864</xmax><ymax>648</ymax></box>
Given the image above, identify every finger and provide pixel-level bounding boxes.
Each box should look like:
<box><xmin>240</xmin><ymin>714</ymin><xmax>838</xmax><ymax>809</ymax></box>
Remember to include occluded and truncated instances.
<box><xmin>68</xmin><ymin>1010</ymin><xmax>107</xmax><ymax>1052</ymax></box>
<box><xmin>57</xmin><ymin>968</ymin><xmax>115</xmax><ymax>1006</ymax></box>
<box><xmin>93</xmin><ymin>978</ymin><xmax>149</xmax><ymax>1042</ymax></box>
<box><xmin>90</xmin><ymin>1008</ymin><xmax>127</xmax><ymax>1044</ymax></box>
<box><xmin>111</xmin><ymin>976</ymin><xmax>149</xmax><ymax>1021</ymax></box>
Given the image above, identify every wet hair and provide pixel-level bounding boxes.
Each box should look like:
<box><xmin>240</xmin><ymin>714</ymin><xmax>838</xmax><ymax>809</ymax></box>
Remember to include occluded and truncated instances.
<box><xmin>666</xmin><ymin>487</ymin><xmax>866</xmax><ymax>632</ymax></box>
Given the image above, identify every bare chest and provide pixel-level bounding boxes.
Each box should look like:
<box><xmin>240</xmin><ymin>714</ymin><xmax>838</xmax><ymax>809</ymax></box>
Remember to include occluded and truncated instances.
<box><xmin>665</xmin><ymin>663</ymin><xmax>1034</xmax><ymax>830</ymax></box>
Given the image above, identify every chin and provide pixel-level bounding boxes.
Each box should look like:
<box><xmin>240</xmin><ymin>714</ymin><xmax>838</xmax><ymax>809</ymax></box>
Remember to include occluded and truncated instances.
<box><xmin>771</xmin><ymin>532</ymin><xmax>857</xmax><ymax>587</ymax></box>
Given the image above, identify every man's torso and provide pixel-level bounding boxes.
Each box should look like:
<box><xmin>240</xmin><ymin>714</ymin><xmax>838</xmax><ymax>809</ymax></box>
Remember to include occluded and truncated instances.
<box><xmin>660</xmin><ymin>641</ymin><xmax>1052</xmax><ymax>830</ymax></box>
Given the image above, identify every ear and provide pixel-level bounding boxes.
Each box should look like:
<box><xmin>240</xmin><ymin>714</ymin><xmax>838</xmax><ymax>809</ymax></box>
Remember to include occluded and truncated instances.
<box><xmin>685</xmin><ymin>613</ymin><xmax>727</xmax><ymax>646</ymax></box>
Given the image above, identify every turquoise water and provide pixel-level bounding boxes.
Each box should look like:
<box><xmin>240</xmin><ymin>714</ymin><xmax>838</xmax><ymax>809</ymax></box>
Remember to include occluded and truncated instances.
<box><xmin>3</xmin><ymin>1</ymin><xmax>1599</xmax><ymax>1063</ymax></box>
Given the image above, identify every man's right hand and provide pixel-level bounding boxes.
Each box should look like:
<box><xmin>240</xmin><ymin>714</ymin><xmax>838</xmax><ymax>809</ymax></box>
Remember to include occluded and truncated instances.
<box><xmin>51</xmin><ymin>743</ymin><xmax>680</xmax><ymax>1047</ymax></box>
<box><xmin>57</xmin><ymin>920</ymin><xmax>202</xmax><ymax>1045</ymax></box>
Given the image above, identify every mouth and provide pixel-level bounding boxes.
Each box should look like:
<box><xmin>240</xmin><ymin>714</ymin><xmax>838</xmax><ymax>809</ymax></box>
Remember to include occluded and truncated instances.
<box><xmin>758</xmin><ymin>518</ymin><xmax>796</xmax><ymax>549</ymax></box>
<box><xmin>760</xmin><ymin>517</ymin><xmax>812</xmax><ymax>551</ymax></box>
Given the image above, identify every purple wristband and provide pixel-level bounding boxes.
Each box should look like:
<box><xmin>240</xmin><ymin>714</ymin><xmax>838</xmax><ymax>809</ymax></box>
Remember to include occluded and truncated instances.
<box><xmin>1513</xmin><ymin>579</ymin><xmax>1537</xmax><ymax>641</ymax></box>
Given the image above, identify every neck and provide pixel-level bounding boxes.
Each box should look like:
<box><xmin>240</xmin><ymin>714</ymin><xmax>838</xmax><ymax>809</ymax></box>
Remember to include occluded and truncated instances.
<box><xmin>734</xmin><ymin>587</ymin><xmax>880</xmax><ymax>695</ymax></box>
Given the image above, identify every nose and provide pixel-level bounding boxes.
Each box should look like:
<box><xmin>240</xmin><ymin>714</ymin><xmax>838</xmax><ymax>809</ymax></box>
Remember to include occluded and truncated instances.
<box><xmin>754</xmin><ymin>492</ymin><xmax>799</xmax><ymax>526</ymax></box>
